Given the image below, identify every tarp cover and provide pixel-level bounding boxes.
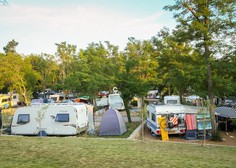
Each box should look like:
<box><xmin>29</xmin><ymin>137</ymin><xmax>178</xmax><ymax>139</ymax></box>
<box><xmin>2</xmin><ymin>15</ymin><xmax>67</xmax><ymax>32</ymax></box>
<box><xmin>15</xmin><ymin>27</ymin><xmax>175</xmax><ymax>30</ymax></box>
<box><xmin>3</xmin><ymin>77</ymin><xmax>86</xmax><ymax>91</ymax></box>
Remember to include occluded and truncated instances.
<box><xmin>99</xmin><ymin>108</ymin><xmax>127</xmax><ymax>136</ymax></box>
<box><xmin>215</xmin><ymin>107</ymin><xmax>236</xmax><ymax>118</ymax></box>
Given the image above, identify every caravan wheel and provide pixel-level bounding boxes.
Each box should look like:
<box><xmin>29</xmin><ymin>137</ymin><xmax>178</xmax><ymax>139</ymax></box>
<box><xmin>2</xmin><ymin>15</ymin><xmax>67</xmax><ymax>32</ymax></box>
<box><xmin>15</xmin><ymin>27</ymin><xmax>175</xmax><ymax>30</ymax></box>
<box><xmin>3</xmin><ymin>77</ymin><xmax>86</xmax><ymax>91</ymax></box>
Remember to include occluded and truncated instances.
<box><xmin>38</xmin><ymin>131</ymin><xmax>47</xmax><ymax>137</ymax></box>
<box><xmin>151</xmin><ymin>131</ymin><xmax>157</xmax><ymax>138</ymax></box>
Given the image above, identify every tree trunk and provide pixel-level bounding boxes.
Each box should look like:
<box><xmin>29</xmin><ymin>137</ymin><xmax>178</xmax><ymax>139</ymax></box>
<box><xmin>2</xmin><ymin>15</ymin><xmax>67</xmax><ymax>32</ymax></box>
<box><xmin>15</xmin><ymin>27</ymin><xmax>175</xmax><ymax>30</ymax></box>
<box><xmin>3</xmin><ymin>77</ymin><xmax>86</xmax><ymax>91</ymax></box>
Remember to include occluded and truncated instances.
<box><xmin>179</xmin><ymin>89</ymin><xmax>183</xmax><ymax>104</ymax></box>
<box><xmin>207</xmin><ymin>64</ymin><xmax>216</xmax><ymax>132</ymax></box>
<box><xmin>204</xmin><ymin>33</ymin><xmax>217</xmax><ymax>132</ymax></box>
<box><xmin>124</xmin><ymin>99</ymin><xmax>132</xmax><ymax>123</ymax></box>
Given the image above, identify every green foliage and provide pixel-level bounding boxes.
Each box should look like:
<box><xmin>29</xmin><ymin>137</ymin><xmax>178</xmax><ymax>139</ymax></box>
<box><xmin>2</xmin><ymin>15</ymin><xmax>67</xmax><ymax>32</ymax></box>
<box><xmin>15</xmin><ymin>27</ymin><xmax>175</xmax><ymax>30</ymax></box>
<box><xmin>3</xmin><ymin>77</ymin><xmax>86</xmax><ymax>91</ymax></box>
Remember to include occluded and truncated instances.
<box><xmin>115</xmin><ymin>38</ymin><xmax>158</xmax><ymax>122</ymax></box>
<box><xmin>73</xmin><ymin>42</ymin><xmax>118</xmax><ymax>98</ymax></box>
<box><xmin>164</xmin><ymin>0</ymin><xmax>236</xmax><ymax>131</ymax></box>
<box><xmin>0</xmin><ymin>52</ymin><xmax>37</xmax><ymax>105</ymax></box>
<box><xmin>26</xmin><ymin>54</ymin><xmax>59</xmax><ymax>93</ymax></box>
<box><xmin>211</xmin><ymin>131</ymin><xmax>223</xmax><ymax>142</ymax></box>
<box><xmin>212</xmin><ymin>54</ymin><xmax>236</xmax><ymax>96</ymax></box>
<box><xmin>152</xmin><ymin>28</ymin><xmax>205</xmax><ymax>98</ymax></box>
<box><xmin>3</xmin><ymin>39</ymin><xmax>18</xmax><ymax>54</ymax></box>
<box><xmin>233</xmin><ymin>119</ymin><xmax>236</xmax><ymax>129</ymax></box>
<box><xmin>55</xmin><ymin>41</ymin><xmax>77</xmax><ymax>90</ymax></box>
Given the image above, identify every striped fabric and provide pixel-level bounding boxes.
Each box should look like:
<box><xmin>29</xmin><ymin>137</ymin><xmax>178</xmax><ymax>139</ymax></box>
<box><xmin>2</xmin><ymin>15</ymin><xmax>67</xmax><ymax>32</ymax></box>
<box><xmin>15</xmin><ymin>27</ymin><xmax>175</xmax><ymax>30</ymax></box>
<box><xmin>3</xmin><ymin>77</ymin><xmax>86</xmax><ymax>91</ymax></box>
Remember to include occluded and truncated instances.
<box><xmin>185</xmin><ymin>114</ymin><xmax>197</xmax><ymax>130</ymax></box>
<box><xmin>170</xmin><ymin>117</ymin><xmax>178</xmax><ymax>125</ymax></box>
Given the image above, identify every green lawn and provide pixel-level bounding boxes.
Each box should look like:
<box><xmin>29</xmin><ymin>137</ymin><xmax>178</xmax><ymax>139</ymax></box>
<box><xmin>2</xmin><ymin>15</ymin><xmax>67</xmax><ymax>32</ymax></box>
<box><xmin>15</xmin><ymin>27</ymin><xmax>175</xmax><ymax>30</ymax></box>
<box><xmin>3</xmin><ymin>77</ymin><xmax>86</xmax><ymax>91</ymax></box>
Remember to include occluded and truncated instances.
<box><xmin>0</xmin><ymin>136</ymin><xmax>235</xmax><ymax>168</ymax></box>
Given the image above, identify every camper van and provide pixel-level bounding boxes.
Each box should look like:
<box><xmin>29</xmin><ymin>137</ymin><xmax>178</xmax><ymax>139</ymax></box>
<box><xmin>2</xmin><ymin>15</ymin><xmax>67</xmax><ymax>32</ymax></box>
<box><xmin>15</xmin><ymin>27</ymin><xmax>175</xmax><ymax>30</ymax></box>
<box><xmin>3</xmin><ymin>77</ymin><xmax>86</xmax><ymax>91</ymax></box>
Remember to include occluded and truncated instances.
<box><xmin>0</xmin><ymin>95</ymin><xmax>10</xmax><ymax>109</ymax></box>
<box><xmin>146</xmin><ymin>95</ymin><xmax>201</xmax><ymax>136</ymax></box>
<box><xmin>11</xmin><ymin>103</ymin><xmax>88</xmax><ymax>136</ymax></box>
<box><xmin>108</xmin><ymin>93</ymin><xmax>125</xmax><ymax>111</ymax></box>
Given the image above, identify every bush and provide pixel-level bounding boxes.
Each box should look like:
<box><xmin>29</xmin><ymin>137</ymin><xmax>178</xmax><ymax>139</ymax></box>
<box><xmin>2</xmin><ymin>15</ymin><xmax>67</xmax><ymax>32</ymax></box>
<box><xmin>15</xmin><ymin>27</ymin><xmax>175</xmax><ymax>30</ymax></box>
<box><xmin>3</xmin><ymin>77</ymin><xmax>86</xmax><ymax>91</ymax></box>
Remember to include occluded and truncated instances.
<box><xmin>232</xmin><ymin>119</ymin><xmax>236</xmax><ymax>129</ymax></box>
<box><xmin>211</xmin><ymin>131</ymin><xmax>223</xmax><ymax>142</ymax></box>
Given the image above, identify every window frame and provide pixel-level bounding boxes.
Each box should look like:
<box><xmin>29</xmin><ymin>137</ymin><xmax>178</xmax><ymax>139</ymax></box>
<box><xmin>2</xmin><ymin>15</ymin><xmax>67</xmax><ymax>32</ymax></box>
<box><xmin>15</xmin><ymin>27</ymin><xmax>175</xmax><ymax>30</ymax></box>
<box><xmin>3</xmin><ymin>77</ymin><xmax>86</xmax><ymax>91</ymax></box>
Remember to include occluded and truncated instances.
<box><xmin>17</xmin><ymin>114</ymin><xmax>30</xmax><ymax>124</ymax></box>
<box><xmin>151</xmin><ymin>113</ymin><xmax>156</xmax><ymax>122</ymax></box>
<box><xmin>55</xmin><ymin>113</ymin><xmax>70</xmax><ymax>122</ymax></box>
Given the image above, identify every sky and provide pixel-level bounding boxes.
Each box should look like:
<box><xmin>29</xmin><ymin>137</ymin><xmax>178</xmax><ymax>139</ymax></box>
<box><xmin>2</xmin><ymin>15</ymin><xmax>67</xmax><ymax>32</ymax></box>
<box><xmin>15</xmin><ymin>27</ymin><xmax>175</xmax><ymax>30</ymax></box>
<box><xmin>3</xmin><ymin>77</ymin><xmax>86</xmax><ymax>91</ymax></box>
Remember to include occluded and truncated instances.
<box><xmin>0</xmin><ymin>0</ymin><xmax>176</xmax><ymax>55</ymax></box>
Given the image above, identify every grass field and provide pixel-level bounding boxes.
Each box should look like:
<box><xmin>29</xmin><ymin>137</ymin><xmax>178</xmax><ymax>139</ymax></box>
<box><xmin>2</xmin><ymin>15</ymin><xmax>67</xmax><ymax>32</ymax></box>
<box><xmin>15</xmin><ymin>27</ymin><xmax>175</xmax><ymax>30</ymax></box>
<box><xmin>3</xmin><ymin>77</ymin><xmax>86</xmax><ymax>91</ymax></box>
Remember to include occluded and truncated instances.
<box><xmin>0</xmin><ymin>136</ymin><xmax>235</xmax><ymax>168</ymax></box>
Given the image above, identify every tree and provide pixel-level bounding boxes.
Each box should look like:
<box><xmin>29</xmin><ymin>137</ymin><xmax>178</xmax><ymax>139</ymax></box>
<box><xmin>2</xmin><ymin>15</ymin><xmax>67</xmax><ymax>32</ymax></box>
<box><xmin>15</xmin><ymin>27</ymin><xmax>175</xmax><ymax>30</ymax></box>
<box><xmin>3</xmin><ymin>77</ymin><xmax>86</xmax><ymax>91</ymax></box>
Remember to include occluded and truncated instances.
<box><xmin>0</xmin><ymin>0</ymin><xmax>7</xmax><ymax>6</ymax></box>
<box><xmin>0</xmin><ymin>40</ymin><xmax>40</xmax><ymax>105</ymax></box>
<box><xmin>26</xmin><ymin>53</ymin><xmax>58</xmax><ymax>97</ymax></box>
<box><xmin>152</xmin><ymin>28</ymin><xmax>205</xmax><ymax>102</ymax></box>
<box><xmin>0</xmin><ymin>53</ymin><xmax>38</xmax><ymax>105</ymax></box>
<box><xmin>0</xmin><ymin>53</ymin><xmax>5</xmax><ymax>90</ymax></box>
<box><xmin>3</xmin><ymin>39</ymin><xmax>18</xmax><ymax>55</ymax></box>
<box><xmin>55</xmin><ymin>42</ymin><xmax>77</xmax><ymax>93</ymax></box>
<box><xmin>75</xmin><ymin>42</ymin><xmax>117</xmax><ymax>101</ymax></box>
<box><xmin>212</xmin><ymin>53</ymin><xmax>236</xmax><ymax>97</ymax></box>
<box><xmin>164</xmin><ymin>0</ymin><xmax>236</xmax><ymax>132</ymax></box>
<box><xmin>116</xmin><ymin>38</ymin><xmax>158</xmax><ymax>122</ymax></box>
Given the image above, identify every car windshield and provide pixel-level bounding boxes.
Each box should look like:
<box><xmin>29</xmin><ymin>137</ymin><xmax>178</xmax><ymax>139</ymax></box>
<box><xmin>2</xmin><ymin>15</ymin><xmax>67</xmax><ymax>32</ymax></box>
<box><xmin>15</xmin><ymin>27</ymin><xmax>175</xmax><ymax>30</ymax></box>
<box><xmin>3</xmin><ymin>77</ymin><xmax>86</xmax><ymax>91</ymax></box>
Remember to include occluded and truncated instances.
<box><xmin>109</xmin><ymin>95</ymin><xmax>122</xmax><ymax>104</ymax></box>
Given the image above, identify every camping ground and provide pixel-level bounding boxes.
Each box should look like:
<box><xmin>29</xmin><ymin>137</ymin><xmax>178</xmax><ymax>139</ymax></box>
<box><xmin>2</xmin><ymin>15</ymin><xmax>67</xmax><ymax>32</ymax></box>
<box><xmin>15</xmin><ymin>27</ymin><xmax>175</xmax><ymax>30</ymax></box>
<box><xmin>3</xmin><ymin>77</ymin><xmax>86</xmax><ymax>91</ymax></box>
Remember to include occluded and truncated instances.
<box><xmin>0</xmin><ymin>136</ymin><xmax>235</xmax><ymax>168</ymax></box>
<box><xmin>0</xmin><ymin>107</ymin><xmax>236</xmax><ymax>167</ymax></box>
<box><xmin>1</xmin><ymin>107</ymin><xmax>236</xmax><ymax>146</ymax></box>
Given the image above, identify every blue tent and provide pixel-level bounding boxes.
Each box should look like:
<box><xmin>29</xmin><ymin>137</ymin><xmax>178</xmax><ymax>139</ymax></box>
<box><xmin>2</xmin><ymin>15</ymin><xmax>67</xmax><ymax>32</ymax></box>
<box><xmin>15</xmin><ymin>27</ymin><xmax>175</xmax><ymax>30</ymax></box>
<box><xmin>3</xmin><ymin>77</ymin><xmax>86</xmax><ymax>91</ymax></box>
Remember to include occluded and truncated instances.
<box><xmin>99</xmin><ymin>108</ymin><xmax>127</xmax><ymax>136</ymax></box>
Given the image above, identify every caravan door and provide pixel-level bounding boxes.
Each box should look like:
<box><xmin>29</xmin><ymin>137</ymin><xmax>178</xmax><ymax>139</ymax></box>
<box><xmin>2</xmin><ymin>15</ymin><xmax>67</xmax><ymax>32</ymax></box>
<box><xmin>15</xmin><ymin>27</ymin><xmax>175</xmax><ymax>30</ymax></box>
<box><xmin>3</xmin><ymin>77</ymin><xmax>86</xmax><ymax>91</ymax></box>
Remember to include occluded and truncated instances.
<box><xmin>11</xmin><ymin>107</ymin><xmax>38</xmax><ymax>135</ymax></box>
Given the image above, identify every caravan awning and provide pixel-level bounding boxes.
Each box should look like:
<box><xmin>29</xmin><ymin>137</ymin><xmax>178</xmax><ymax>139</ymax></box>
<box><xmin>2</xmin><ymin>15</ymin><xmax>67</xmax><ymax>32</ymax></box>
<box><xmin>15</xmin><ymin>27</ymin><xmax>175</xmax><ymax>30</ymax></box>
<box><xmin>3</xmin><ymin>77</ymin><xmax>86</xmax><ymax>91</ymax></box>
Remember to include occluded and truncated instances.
<box><xmin>215</xmin><ymin>107</ymin><xmax>236</xmax><ymax>118</ymax></box>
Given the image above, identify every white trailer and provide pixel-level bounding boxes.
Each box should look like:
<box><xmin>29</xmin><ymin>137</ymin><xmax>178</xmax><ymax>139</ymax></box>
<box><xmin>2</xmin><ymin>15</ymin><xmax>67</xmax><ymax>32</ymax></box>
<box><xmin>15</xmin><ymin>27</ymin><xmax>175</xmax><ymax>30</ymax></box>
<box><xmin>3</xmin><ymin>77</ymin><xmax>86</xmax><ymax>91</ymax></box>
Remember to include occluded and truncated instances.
<box><xmin>146</xmin><ymin>95</ymin><xmax>201</xmax><ymax>136</ymax></box>
<box><xmin>11</xmin><ymin>103</ymin><xmax>88</xmax><ymax>136</ymax></box>
<box><xmin>108</xmin><ymin>93</ymin><xmax>125</xmax><ymax>111</ymax></box>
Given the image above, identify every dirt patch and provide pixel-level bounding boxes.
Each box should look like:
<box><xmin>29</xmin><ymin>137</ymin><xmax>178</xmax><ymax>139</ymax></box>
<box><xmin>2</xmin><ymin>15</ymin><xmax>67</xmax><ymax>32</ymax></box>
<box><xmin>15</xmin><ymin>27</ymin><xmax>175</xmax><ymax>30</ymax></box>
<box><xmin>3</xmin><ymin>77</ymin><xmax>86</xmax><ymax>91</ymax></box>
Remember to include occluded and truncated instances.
<box><xmin>143</xmin><ymin>124</ymin><xmax>236</xmax><ymax>146</ymax></box>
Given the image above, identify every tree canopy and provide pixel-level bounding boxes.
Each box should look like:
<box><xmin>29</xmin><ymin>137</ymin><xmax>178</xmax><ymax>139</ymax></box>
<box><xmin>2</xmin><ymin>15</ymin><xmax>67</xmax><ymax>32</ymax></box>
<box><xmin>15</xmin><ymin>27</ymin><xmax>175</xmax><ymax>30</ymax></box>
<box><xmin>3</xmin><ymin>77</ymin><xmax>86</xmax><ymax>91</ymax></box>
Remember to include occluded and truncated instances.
<box><xmin>164</xmin><ymin>0</ymin><xmax>236</xmax><ymax>131</ymax></box>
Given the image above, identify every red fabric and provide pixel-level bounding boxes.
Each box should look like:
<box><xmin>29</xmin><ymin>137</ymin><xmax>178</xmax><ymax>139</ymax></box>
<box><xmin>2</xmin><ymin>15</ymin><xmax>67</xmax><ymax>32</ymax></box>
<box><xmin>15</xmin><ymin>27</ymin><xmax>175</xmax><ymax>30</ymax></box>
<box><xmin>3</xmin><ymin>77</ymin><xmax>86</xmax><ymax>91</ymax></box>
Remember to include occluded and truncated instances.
<box><xmin>186</xmin><ymin>114</ymin><xmax>196</xmax><ymax>130</ymax></box>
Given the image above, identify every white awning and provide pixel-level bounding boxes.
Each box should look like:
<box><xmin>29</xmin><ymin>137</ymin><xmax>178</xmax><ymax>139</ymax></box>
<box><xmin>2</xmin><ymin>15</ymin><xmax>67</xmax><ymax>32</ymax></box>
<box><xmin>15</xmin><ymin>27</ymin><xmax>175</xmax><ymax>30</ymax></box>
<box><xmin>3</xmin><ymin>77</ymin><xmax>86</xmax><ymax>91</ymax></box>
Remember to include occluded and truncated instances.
<box><xmin>215</xmin><ymin>107</ymin><xmax>236</xmax><ymax>118</ymax></box>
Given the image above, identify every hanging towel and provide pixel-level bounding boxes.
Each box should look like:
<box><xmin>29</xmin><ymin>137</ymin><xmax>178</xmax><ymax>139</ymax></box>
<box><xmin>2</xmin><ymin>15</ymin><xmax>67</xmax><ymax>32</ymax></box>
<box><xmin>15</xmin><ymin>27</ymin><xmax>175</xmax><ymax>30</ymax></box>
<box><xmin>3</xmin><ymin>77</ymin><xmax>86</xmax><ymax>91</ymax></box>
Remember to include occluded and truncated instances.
<box><xmin>186</xmin><ymin>114</ymin><xmax>196</xmax><ymax>130</ymax></box>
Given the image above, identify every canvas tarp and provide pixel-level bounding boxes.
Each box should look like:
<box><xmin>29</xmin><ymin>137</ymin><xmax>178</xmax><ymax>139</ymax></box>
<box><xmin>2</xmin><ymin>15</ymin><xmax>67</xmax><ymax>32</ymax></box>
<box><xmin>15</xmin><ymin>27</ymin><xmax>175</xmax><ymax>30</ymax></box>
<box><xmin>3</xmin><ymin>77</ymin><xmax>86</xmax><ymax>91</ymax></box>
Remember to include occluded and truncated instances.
<box><xmin>99</xmin><ymin>108</ymin><xmax>127</xmax><ymax>136</ymax></box>
<box><xmin>85</xmin><ymin>104</ymin><xmax>95</xmax><ymax>134</ymax></box>
<box><xmin>215</xmin><ymin>107</ymin><xmax>236</xmax><ymax>118</ymax></box>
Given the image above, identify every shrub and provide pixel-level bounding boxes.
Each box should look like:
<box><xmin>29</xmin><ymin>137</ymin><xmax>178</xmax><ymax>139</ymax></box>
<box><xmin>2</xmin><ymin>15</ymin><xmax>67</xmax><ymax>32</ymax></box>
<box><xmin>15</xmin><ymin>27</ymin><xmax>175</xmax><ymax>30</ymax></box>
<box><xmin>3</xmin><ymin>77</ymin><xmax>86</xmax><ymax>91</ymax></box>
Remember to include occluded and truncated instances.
<box><xmin>211</xmin><ymin>131</ymin><xmax>223</xmax><ymax>142</ymax></box>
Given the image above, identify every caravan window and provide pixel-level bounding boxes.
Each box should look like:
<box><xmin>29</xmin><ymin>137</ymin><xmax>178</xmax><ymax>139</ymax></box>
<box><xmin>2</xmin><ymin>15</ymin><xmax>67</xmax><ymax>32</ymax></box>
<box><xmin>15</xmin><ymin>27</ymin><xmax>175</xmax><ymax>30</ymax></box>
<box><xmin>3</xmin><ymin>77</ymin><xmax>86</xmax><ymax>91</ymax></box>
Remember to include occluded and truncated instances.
<box><xmin>55</xmin><ymin>114</ymin><xmax>69</xmax><ymax>122</ymax></box>
<box><xmin>17</xmin><ymin>114</ymin><xmax>30</xmax><ymax>124</ymax></box>
<box><xmin>151</xmin><ymin>113</ymin><xmax>156</xmax><ymax>122</ymax></box>
<box><xmin>166</xmin><ymin>100</ymin><xmax>178</xmax><ymax>104</ymax></box>
<box><xmin>2</xmin><ymin>98</ymin><xmax>8</xmax><ymax>103</ymax></box>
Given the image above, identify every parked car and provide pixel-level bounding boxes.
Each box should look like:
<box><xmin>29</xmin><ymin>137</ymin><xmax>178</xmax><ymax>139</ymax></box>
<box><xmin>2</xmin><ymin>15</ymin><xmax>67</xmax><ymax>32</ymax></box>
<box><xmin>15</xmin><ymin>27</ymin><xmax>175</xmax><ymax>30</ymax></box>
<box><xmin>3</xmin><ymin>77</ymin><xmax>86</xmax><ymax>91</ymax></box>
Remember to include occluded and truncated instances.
<box><xmin>224</xmin><ymin>99</ymin><xmax>234</xmax><ymax>107</ymax></box>
<box><xmin>108</xmin><ymin>93</ymin><xmax>125</xmax><ymax>111</ymax></box>
<box><xmin>97</xmin><ymin>91</ymin><xmax>109</xmax><ymax>98</ymax></box>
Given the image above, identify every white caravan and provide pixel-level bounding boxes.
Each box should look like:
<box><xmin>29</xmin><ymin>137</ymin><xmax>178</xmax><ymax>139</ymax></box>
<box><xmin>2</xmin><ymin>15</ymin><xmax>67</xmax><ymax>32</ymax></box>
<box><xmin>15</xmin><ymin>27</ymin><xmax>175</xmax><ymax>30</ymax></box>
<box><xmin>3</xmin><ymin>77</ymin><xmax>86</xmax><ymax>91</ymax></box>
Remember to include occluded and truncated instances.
<box><xmin>146</xmin><ymin>95</ymin><xmax>201</xmax><ymax>136</ymax></box>
<box><xmin>108</xmin><ymin>93</ymin><xmax>125</xmax><ymax>111</ymax></box>
<box><xmin>11</xmin><ymin>103</ymin><xmax>88</xmax><ymax>136</ymax></box>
